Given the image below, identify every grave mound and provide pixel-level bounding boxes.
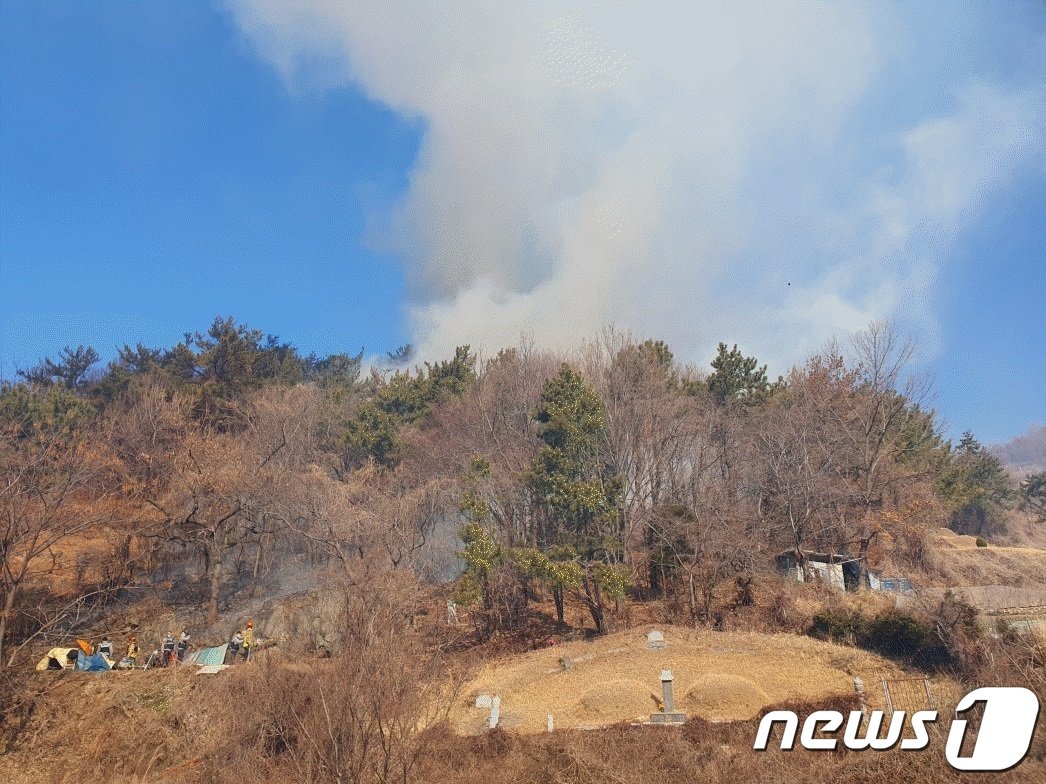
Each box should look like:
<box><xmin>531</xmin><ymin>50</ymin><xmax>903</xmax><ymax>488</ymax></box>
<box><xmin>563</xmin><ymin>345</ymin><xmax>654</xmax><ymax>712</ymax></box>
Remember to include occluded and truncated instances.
<box><xmin>449</xmin><ymin>626</ymin><xmax>912</xmax><ymax>734</ymax></box>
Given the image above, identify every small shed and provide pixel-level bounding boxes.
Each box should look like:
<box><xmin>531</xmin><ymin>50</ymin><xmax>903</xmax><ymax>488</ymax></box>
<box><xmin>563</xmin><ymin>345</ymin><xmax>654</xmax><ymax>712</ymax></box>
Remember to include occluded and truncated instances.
<box><xmin>775</xmin><ymin>551</ymin><xmax>862</xmax><ymax>591</ymax></box>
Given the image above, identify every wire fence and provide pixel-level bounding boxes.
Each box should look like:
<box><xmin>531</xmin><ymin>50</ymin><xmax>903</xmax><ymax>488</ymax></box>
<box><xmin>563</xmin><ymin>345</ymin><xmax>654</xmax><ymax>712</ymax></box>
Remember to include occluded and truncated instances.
<box><xmin>880</xmin><ymin>676</ymin><xmax>937</xmax><ymax>714</ymax></box>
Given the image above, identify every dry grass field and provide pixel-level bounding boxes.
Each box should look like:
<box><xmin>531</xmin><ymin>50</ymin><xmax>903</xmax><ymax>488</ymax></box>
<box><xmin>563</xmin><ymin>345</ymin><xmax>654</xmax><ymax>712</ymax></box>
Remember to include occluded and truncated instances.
<box><xmin>929</xmin><ymin>528</ymin><xmax>1046</xmax><ymax>588</ymax></box>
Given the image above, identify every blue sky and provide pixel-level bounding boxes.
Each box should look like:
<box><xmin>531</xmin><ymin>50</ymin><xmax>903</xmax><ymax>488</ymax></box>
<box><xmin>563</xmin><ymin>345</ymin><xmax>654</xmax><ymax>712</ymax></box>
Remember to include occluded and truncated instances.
<box><xmin>1</xmin><ymin>2</ymin><xmax>418</xmax><ymax>366</ymax></box>
<box><xmin>1</xmin><ymin>1</ymin><xmax>1043</xmax><ymax>444</ymax></box>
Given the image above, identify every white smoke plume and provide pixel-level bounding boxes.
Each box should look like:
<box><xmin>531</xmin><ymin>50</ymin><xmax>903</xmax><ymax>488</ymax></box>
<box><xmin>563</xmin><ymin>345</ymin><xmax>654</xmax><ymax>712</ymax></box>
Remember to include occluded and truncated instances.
<box><xmin>228</xmin><ymin>1</ymin><xmax>1044</xmax><ymax>369</ymax></box>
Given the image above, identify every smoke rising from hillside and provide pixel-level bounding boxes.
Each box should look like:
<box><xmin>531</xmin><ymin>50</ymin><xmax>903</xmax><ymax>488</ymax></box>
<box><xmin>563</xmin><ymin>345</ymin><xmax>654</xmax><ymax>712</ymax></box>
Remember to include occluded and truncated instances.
<box><xmin>229</xmin><ymin>1</ymin><xmax>1044</xmax><ymax>368</ymax></box>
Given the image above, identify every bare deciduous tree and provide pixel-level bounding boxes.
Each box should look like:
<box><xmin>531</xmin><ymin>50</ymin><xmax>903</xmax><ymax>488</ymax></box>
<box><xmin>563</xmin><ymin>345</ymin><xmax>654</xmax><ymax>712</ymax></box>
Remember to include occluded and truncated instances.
<box><xmin>748</xmin><ymin>356</ymin><xmax>852</xmax><ymax>579</ymax></box>
<box><xmin>0</xmin><ymin>429</ymin><xmax>115</xmax><ymax>665</ymax></box>
<box><xmin>111</xmin><ymin>384</ymin><xmax>317</xmax><ymax>623</ymax></box>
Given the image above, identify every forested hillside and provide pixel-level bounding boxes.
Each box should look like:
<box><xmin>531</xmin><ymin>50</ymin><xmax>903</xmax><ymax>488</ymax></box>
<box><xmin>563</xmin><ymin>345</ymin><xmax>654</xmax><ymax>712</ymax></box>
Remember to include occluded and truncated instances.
<box><xmin>2</xmin><ymin>316</ymin><xmax>1042</xmax><ymax>782</ymax></box>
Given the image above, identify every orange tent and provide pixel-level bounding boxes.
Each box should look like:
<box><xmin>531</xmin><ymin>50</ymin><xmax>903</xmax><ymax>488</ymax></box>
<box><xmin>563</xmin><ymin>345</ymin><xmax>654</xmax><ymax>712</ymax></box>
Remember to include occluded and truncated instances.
<box><xmin>76</xmin><ymin>639</ymin><xmax>93</xmax><ymax>655</ymax></box>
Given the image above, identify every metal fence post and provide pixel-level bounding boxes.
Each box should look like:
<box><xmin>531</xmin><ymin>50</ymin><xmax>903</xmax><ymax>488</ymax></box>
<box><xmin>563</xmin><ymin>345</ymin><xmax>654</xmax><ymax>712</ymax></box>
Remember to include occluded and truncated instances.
<box><xmin>881</xmin><ymin>679</ymin><xmax>893</xmax><ymax>714</ymax></box>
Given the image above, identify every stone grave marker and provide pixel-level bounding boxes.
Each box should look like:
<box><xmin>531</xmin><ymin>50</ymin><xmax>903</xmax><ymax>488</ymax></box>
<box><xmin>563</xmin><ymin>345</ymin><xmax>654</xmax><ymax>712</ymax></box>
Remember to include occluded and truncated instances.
<box><xmin>489</xmin><ymin>695</ymin><xmax>501</xmax><ymax>729</ymax></box>
<box><xmin>646</xmin><ymin>630</ymin><xmax>666</xmax><ymax>650</ymax></box>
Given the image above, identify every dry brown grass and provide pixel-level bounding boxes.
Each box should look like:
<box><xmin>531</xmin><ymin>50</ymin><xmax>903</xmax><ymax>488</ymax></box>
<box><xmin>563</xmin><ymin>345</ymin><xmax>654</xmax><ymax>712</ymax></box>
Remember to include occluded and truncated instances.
<box><xmin>414</xmin><ymin>719</ymin><xmax>1045</xmax><ymax>784</ymax></box>
<box><xmin>448</xmin><ymin>625</ymin><xmax>919</xmax><ymax>733</ymax></box>
<box><xmin>3</xmin><ymin>664</ymin><xmax>1036</xmax><ymax>784</ymax></box>
<box><xmin>0</xmin><ymin>667</ymin><xmax>205</xmax><ymax>784</ymax></box>
<box><xmin>929</xmin><ymin>528</ymin><xmax>1046</xmax><ymax>588</ymax></box>
<box><xmin>0</xmin><ymin>617</ymin><xmax>1036</xmax><ymax>784</ymax></box>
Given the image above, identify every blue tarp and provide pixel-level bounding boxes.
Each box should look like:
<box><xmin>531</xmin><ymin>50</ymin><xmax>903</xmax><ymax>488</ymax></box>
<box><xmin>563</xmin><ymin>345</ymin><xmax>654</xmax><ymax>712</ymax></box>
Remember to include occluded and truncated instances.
<box><xmin>76</xmin><ymin>651</ymin><xmax>111</xmax><ymax>672</ymax></box>
<box><xmin>186</xmin><ymin>643</ymin><xmax>228</xmax><ymax>666</ymax></box>
<box><xmin>879</xmin><ymin>577</ymin><xmax>913</xmax><ymax>593</ymax></box>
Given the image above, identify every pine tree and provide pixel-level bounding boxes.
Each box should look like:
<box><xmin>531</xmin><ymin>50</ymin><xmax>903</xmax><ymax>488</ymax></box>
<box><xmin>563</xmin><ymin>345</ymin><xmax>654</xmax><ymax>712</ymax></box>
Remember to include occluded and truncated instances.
<box><xmin>706</xmin><ymin>343</ymin><xmax>774</xmax><ymax>406</ymax></box>
<box><xmin>525</xmin><ymin>365</ymin><xmax>627</xmax><ymax>633</ymax></box>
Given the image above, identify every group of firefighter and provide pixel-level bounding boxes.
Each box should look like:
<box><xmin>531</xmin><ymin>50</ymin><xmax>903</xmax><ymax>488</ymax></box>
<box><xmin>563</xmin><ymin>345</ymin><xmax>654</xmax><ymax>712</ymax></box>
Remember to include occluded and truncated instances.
<box><xmin>99</xmin><ymin>619</ymin><xmax>256</xmax><ymax>669</ymax></box>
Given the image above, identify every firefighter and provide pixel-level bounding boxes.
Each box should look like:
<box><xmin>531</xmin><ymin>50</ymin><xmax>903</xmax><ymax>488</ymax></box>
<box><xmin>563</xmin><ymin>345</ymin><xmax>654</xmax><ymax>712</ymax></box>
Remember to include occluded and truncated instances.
<box><xmin>161</xmin><ymin>631</ymin><xmax>176</xmax><ymax>667</ymax></box>
<box><xmin>228</xmin><ymin>630</ymin><xmax>244</xmax><ymax>663</ymax></box>
<box><xmin>126</xmin><ymin>635</ymin><xmax>140</xmax><ymax>664</ymax></box>
<box><xmin>242</xmin><ymin>620</ymin><xmax>255</xmax><ymax>661</ymax></box>
<box><xmin>176</xmin><ymin>628</ymin><xmax>191</xmax><ymax>661</ymax></box>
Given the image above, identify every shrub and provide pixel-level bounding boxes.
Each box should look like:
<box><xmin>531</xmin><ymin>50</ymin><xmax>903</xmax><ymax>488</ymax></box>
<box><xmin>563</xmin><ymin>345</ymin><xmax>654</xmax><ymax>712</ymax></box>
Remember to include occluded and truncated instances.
<box><xmin>809</xmin><ymin>606</ymin><xmax>957</xmax><ymax>669</ymax></box>
<box><xmin>810</xmin><ymin>608</ymin><xmax>867</xmax><ymax>644</ymax></box>
<box><xmin>767</xmin><ymin>589</ymin><xmax>795</xmax><ymax>629</ymax></box>
<box><xmin>863</xmin><ymin>610</ymin><xmax>930</xmax><ymax>658</ymax></box>
<box><xmin>975</xmin><ymin>536</ymin><xmax>988</xmax><ymax>547</ymax></box>
<box><xmin>734</xmin><ymin>575</ymin><xmax>755</xmax><ymax>607</ymax></box>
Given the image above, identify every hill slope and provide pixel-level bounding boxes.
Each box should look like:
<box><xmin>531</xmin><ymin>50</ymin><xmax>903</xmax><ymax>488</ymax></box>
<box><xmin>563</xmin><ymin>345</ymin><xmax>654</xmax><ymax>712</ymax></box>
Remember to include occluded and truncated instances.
<box><xmin>450</xmin><ymin>626</ymin><xmax>916</xmax><ymax>734</ymax></box>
